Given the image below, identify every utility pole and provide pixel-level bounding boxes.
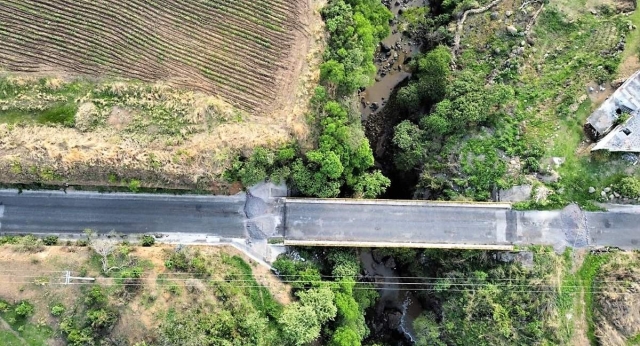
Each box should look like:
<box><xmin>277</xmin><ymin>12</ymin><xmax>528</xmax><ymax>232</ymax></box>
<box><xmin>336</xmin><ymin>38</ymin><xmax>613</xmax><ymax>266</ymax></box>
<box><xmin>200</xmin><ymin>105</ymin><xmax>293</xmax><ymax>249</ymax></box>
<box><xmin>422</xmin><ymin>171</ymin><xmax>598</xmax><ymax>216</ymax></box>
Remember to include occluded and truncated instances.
<box><xmin>63</xmin><ymin>271</ymin><xmax>95</xmax><ymax>285</ymax></box>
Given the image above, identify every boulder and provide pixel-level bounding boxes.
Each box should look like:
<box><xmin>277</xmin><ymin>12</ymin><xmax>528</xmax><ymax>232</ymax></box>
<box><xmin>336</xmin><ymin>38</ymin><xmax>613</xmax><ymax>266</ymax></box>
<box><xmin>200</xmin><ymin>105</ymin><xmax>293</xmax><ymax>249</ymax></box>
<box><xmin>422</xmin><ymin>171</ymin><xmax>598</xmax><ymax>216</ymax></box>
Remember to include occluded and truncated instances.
<box><xmin>506</xmin><ymin>10</ymin><xmax>513</xmax><ymax>17</ymax></box>
<box><xmin>499</xmin><ymin>185</ymin><xmax>532</xmax><ymax>202</ymax></box>
<box><xmin>537</xmin><ymin>170</ymin><xmax>559</xmax><ymax>183</ymax></box>
<box><xmin>387</xmin><ymin>311</ymin><xmax>402</xmax><ymax>330</ymax></box>
<box><xmin>384</xmin><ymin>256</ymin><xmax>396</xmax><ymax>269</ymax></box>
<box><xmin>372</xmin><ymin>249</ymin><xmax>385</xmax><ymax>264</ymax></box>
<box><xmin>507</xmin><ymin>25</ymin><xmax>518</xmax><ymax>35</ymax></box>
<box><xmin>380</xmin><ymin>42</ymin><xmax>392</xmax><ymax>52</ymax></box>
<box><xmin>552</xmin><ymin>157</ymin><xmax>565</xmax><ymax>167</ymax></box>
<box><xmin>604</xmin><ymin>187</ymin><xmax>611</xmax><ymax>193</ymax></box>
<box><xmin>588</xmin><ymin>187</ymin><xmax>596</xmax><ymax>194</ymax></box>
<box><xmin>490</xmin><ymin>11</ymin><xmax>499</xmax><ymax>20</ymax></box>
<box><xmin>612</xmin><ymin>77</ymin><xmax>627</xmax><ymax>88</ymax></box>
<box><xmin>526</xmin><ymin>36</ymin><xmax>535</xmax><ymax>46</ymax></box>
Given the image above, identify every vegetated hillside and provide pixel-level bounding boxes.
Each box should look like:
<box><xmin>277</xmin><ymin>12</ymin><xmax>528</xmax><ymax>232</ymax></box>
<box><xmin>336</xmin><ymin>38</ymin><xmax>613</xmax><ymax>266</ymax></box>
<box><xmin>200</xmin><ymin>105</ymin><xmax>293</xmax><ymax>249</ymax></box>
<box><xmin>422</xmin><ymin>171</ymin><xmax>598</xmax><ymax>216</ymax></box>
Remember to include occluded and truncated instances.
<box><xmin>0</xmin><ymin>0</ymin><xmax>305</xmax><ymax>114</ymax></box>
<box><xmin>0</xmin><ymin>235</ymin><xmax>295</xmax><ymax>345</ymax></box>
<box><xmin>383</xmin><ymin>0</ymin><xmax>640</xmax><ymax>206</ymax></box>
<box><xmin>0</xmin><ymin>1</ymin><xmax>320</xmax><ymax>192</ymax></box>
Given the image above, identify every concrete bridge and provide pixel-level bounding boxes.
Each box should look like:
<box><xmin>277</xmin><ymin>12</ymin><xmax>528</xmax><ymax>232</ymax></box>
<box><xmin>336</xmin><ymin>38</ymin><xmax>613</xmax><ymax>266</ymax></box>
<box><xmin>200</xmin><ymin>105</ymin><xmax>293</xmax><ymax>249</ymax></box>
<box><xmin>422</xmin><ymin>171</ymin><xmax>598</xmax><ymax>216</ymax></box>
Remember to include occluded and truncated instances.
<box><xmin>0</xmin><ymin>189</ymin><xmax>639</xmax><ymax>252</ymax></box>
<box><xmin>282</xmin><ymin>198</ymin><xmax>640</xmax><ymax>250</ymax></box>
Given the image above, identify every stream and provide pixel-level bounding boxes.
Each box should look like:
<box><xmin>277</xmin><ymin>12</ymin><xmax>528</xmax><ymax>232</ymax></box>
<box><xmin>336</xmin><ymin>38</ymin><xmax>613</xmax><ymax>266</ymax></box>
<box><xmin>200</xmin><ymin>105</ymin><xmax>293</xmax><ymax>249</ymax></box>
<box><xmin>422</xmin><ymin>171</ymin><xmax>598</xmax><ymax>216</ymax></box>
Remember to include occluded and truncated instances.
<box><xmin>357</xmin><ymin>3</ymin><xmax>429</xmax><ymax>342</ymax></box>
<box><xmin>360</xmin><ymin>250</ymin><xmax>424</xmax><ymax>344</ymax></box>
<box><xmin>359</xmin><ymin>0</ymin><xmax>426</xmax><ymax>119</ymax></box>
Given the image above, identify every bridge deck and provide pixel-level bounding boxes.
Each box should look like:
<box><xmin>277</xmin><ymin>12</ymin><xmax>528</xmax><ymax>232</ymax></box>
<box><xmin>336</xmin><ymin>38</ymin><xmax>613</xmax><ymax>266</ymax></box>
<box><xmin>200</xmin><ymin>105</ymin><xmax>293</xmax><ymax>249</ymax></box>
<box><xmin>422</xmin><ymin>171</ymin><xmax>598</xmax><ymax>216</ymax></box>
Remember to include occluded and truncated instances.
<box><xmin>284</xmin><ymin>199</ymin><xmax>519</xmax><ymax>247</ymax></box>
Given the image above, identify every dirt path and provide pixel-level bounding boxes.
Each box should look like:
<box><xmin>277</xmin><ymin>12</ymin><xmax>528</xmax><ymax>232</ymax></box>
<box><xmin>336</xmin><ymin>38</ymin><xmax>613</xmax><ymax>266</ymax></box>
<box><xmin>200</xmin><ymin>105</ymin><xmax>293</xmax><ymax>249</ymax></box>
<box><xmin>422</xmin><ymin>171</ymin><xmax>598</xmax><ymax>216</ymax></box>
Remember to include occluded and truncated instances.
<box><xmin>0</xmin><ymin>315</ymin><xmax>27</xmax><ymax>345</ymax></box>
<box><xmin>570</xmin><ymin>250</ymin><xmax>590</xmax><ymax>346</ymax></box>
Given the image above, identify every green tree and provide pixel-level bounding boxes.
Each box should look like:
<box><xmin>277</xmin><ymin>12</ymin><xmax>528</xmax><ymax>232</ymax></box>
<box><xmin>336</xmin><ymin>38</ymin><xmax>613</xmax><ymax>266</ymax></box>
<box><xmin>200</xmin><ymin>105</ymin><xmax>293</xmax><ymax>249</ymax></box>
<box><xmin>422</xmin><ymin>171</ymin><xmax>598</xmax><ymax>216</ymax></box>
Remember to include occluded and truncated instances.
<box><xmin>279</xmin><ymin>303</ymin><xmax>321</xmax><ymax>346</ymax></box>
<box><xmin>353</xmin><ymin>170</ymin><xmax>390</xmax><ymax>198</ymax></box>
<box><xmin>414</xmin><ymin>45</ymin><xmax>451</xmax><ymax>104</ymax></box>
<box><xmin>420</xmin><ymin>113</ymin><xmax>450</xmax><ymax>137</ymax></box>
<box><xmin>297</xmin><ymin>287</ymin><xmax>338</xmax><ymax>323</ymax></box>
<box><xmin>396</xmin><ymin>83</ymin><xmax>422</xmax><ymax>113</ymax></box>
<box><xmin>331</xmin><ymin>326</ymin><xmax>361</xmax><ymax>346</ymax></box>
<box><xmin>393</xmin><ymin>120</ymin><xmax>426</xmax><ymax>171</ymax></box>
<box><xmin>414</xmin><ymin>312</ymin><xmax>445</xmax><ymax>346</ymax></box>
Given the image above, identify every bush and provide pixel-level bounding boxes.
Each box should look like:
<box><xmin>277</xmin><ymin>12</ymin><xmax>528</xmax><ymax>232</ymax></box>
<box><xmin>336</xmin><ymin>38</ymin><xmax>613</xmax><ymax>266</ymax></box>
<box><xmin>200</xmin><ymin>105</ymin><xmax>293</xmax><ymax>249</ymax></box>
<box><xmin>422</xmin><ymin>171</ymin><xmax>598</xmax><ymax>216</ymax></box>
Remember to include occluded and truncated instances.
<box><xmin>51</xmin><ymin>304</ymin><xmax>66</xmax><ymax>316</ymax></box>
<box><xmin>74</xmin><ymin>102</ymin><xmax>101</xmax><ymax>132</ymax></box>
<box><xmin>140</xmin><ymin>235</ymin><xmax>155</xmax><ymax>247</ymax></box>
<box><xmin>87</xmin><ymin>308</ymin><xmax>117</xmax><ymax>329</ymax></box>
<box><xmin>16</xmin><ymin>235</ymin><xmax>44</xmax><ymax>253</ymax></box>
<box><xmin>43</xmin><ymin>235</ymin><xmax>59</xmax><ymax>246</ymax></box>
<box><xmin>616</xmin><ymin>176</ymin><xmax>640</xmax><ymax>198</ymax></box>
<box><xmin>128</xmin><ymin>179</ymin><xmax>141</xmax><ymax>193</ymax></box>
<box><xmin>85</xmin><ymin>286</ymin><xmax>107</xmax><ymax>308</ymax></box>
<box><xmin>14</xmin><ymin>301</ymin><xmax>34</xmax><ymax>318</ymax></box>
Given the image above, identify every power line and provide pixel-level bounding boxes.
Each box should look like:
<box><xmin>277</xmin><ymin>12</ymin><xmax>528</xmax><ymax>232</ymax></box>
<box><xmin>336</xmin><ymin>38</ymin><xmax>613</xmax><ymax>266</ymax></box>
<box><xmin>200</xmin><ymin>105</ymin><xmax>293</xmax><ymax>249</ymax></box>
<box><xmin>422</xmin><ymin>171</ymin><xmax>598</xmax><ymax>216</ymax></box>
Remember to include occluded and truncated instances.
<box><xmin>0</xmin><ymin>280</ymin><xmax>637</xmax><ymax>294</ymax></box>
<box><xmin>0</xmin><ymin>276</ymin><xmax>636</xmax><ymax>295</ymax></box>
<box><xmin>0</xmin><ymin>272</ymin><xmax>635</xmax><ymax>286</ymax></box>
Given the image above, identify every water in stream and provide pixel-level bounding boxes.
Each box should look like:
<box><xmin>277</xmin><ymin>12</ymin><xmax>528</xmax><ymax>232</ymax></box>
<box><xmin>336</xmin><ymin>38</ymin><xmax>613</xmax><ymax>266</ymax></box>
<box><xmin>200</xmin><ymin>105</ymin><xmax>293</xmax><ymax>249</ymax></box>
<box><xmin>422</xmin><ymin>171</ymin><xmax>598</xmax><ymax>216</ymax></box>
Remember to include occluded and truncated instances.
<box><xmin>359</xmin><ymin>0</ymin><xmax>426</xmax><ymax>119</ymax></box>
<box><xmin>360</xmin><ymin>250</ymin><xmax>424</xmax><ymax>344</ymax></box>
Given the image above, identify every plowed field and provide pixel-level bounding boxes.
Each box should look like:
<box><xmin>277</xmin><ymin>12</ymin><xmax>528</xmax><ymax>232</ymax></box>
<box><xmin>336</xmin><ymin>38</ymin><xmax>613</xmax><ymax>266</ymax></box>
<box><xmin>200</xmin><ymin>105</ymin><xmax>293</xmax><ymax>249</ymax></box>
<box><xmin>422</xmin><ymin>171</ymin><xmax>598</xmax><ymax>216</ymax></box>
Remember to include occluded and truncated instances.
<box><xmin>0</xmin><ymin>0</ymin><xmax>307</xmax><ymax>114</ymax></box>
<box><xmin>0</xmin><ymin>0</ymin><xmax>321</xmax><ymax>191</ymax></box>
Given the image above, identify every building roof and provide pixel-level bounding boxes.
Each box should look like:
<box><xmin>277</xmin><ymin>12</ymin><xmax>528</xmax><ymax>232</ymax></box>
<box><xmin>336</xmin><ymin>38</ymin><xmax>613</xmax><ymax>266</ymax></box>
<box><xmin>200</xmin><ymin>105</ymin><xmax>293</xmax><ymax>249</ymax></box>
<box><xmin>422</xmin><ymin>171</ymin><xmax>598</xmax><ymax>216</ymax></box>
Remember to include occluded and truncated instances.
<box><xmin>586</xmin><ymin>70</ymin><xmax>640</xmax><ymax>138</ymax></box>
<box><xmin>592</xmin><ymin>110</ymin><xmax>640</xmax><ymax>152</ymax></box>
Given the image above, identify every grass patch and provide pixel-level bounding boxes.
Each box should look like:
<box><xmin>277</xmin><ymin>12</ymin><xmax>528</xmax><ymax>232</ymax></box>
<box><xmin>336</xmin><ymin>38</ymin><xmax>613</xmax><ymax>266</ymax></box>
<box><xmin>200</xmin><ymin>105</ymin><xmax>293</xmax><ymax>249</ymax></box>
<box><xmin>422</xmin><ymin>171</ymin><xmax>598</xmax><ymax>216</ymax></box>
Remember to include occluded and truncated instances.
<box><xmin>0</xmin><ymin>330</ymin><xmax>24</xmax><ymax>345</ymax></box>
<box><xmin>577</xmin><ymin>252</ymin><xmax>612</xmax><ymax>345</ymax></box>
<box><xmin>0</xmin><ymin>300</ymin><xmax>52</xmax><ymax>346</ymax></box>
<box><xmin>0</xmin><ymin>102</ymin><xmax>77</xmax><ymax>127</ymax></box>
<box><xmin>621</xmin><ymin>9</ymin><xmax>640</xmax><ymax>61</ymax></box>
<box><xmin>36</xmin><ymin>103</ymin><xmax>77</xmax><ymax>126</ymax></box>
<box><xmin>225</xmin><ymin>255</ymin><xmax>282</xmax><ymax>319</ymax></box>
<box><xmin>628</xmin><ymin>333</ymin><xmax>640</xmax><ymax>345</ymax></box>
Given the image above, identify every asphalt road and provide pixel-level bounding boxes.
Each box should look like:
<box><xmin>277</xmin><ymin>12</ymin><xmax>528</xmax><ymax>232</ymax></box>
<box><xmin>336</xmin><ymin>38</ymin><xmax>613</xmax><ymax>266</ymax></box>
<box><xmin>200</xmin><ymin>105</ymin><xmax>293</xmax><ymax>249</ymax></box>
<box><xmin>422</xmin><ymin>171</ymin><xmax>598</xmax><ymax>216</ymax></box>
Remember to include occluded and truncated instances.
<box><xmin>588</xmin><ymin>211</ymin><xmax>640</xmax><ymax>249</ymax></box>
<box><xmin>0</xmin><ymin>189</ymin><xmax>248</xmax><ymax>236</ymax></box>
<box><xmin>2</xmin><ymin>190</ymin><xmax>640</xmax><ymax>249</ymax></box>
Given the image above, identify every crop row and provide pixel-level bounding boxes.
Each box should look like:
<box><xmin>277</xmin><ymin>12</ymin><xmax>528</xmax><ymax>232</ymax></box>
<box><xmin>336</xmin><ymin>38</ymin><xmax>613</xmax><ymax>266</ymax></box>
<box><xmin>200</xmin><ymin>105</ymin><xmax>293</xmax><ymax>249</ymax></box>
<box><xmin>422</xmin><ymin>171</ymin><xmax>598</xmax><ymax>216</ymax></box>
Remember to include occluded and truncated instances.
<box><xmin>0</xmin><ymin>0</ymin><xmax>304</xmax><ymax>112</ymax></box>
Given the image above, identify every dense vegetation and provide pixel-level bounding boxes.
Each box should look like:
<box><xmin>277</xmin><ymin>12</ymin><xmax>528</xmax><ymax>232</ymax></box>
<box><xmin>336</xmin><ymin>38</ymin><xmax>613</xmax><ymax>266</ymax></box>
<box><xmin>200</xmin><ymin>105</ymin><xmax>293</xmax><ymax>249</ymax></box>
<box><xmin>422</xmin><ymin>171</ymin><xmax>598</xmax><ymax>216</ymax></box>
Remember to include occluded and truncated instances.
<box><xmin>368</xmin><ymin>247</ymin><xmax>576</xmax><ymax>345</ymax></box>
<box><xmin>388</xmin><ymin>0</ymin><xmax>640</xmax><ymax>205</ymax></box>
<box><xmin>273</xmin><ymin>249</ymin><xmax>378</xmax><ymax>345</ymax></box>
<box><xmin>229</xmin><ymin>0</ymin><xmax>393</xmax><ymax>198</ymax></box>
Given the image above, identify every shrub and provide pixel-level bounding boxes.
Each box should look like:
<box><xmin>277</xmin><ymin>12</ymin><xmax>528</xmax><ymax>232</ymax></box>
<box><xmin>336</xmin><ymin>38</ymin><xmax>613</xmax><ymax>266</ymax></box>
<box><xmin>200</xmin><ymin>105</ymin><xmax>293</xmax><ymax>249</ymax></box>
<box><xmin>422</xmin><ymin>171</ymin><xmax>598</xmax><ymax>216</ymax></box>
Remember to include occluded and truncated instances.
<box><xmin>87</xmin><ymin>308</ymin><xmax>117</xmax><ymax>329</ymax></box>
<box><xmin>51</xmin><ymin>304</ymin><xmax>66</xmax><ymax>316</ymax></box>
<box><xmin>128</xmin><ymin>179</ymin><xmax>141</xmax><ymax>193</ymax></box>
<box><xmin>85</xmin><ymin>286</ymin><xmax>107</xmax><ymax>308</ymax></box>
<box><xmin>616</xmin><ymin>176</ymin><xmax>640</xmax><ymax>198</ymax></box>
<box><xmin>0</xmin><ymin>301</ymin><xmax>9</xmax><ymax>312</ymax></box>
<box><xmin>14</xmin><ymin>301</ymin><xmax>34</xmax><ymax>317</ymax></box>
<box><xmin>43</xmin><ymin>235</ymin><xmax>59</xmax><ymax>246</ymax></box>
<box><xmin>74</xmin><ymin>102</ymin><xmax>101</xmax><ymax>132</ymax></box>
<box><xmin>141</xmin><ymin>235</ymin><xmax>155</xmax><ymax>247</ymax></box>
<box><xmin>16</xmin><ymin>235</ymin><xmax>44</xmax><ymax>253</ymax></box>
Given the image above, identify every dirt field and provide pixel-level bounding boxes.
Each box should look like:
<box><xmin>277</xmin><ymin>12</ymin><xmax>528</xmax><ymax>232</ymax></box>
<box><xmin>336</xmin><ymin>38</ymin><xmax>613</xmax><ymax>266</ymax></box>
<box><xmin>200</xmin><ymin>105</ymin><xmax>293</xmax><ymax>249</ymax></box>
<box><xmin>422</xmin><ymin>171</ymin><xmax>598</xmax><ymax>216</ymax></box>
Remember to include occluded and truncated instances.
<box><xmin>0</xmin><ymin>0</ymin><xmax>324</xmax><ymax>191</ymax></box>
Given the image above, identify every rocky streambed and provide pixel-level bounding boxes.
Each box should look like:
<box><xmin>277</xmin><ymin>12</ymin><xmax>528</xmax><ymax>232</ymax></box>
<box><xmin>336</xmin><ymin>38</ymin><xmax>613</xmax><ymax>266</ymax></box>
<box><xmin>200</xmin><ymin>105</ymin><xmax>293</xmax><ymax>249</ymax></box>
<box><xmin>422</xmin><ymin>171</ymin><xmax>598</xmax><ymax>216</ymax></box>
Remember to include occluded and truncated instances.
<box><xmin>361</xmin><ymin>250</ymin><xmax>424</xmax><ymax>345</ymax></box>
<box><xmin>359</xmin><ymin>0</ymin><xmax>425</xmax><ymax>118</ymax></box>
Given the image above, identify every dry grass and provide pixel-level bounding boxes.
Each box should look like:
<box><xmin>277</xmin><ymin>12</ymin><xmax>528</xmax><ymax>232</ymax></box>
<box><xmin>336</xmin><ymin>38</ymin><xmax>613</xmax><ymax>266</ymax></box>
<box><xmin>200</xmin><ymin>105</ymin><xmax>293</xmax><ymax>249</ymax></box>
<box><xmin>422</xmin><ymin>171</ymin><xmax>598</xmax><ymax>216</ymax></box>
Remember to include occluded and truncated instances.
<box><xmin>593</xmin><ymin>252</ymin><xmax>640</xmax><ymax>345</ymax></box>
